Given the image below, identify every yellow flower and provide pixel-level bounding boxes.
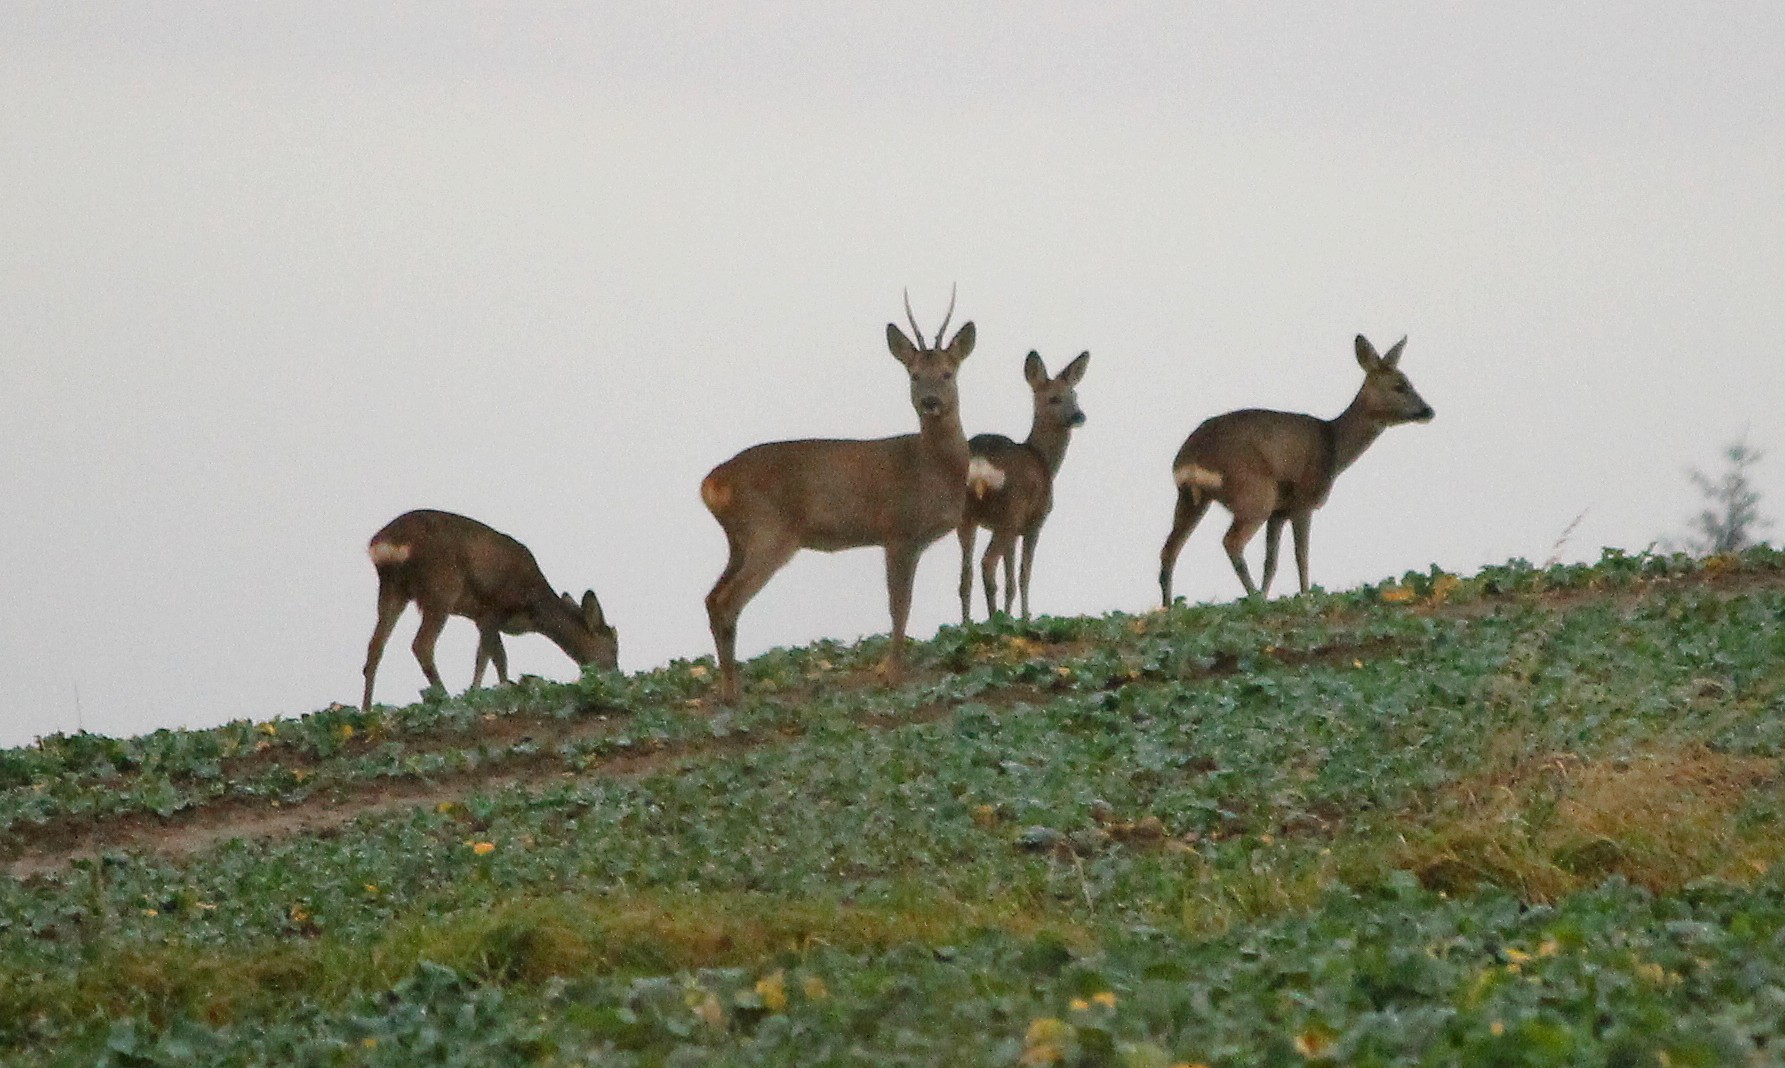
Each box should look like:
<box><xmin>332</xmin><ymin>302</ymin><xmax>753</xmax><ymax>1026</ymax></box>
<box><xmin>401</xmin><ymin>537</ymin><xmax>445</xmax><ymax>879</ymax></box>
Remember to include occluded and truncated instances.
<box><xmin>339</xmin><ymin>723</ymin><xmax>355</xmax><ymax>741</ymax></box>
<box><xmin>800</xmin><ymin>975</ymin><xmax>829</xmax><ymax>1001</ymax></box>
<box><xmin>364</xmin><ymin>884</ymin><xmax>380</xmax><ymax>896</ymax></box>
<box><xmin>1023</xmin><ymin>1018</ymin><xmax>1073</xmax><ymax>1065</ymax></box>
<box><xmin>362</xmin><ymin>1037</ymin><xmax>378</xmax><ymax>1049</ymax></box>
<box><xmin>1294</xmin><ymin>1028</ymin><xmax>1335</xmax><ymax>1058</ymax></box>
<box><xmin>1070</xmin><ymin>997</ymin><xmax>1090</xmax><ymax>1011</ymax></box>
<box><xmin>142</xmin><ymin>908</ymin><xmax>157</xmax><ymax>917</ymax></box>
<box><xmin>1092</xmin><ymin>991</ymin><xmax>1117</xmax><ymax>1008</ymax></box>
<box><xmin>688</xmin><ymin>990</ymin><xmax>725</xmax><ymax>1029</ymax></box>
<box><xmin>1379</xmin><ymin>585</ymin><xmax>1417</xmax><ymax>604</ymax></box>
<box><xmin>257</xmin><ymin>722</ymin><xmax>278</xmax><ymax>736</ymax></box>
<box><xmin>689</xmin><ymin>664</ymin><xmax>709</xmax><ymax>679</ymax></box>
<box><xmin>755</xmin><ymin>970</ymin><xmax>788</xmax><ymax>1012</ymax></box>
<box><xmin>1503</xmin><ymin>947</ymin><xmax>1531</xmax><ymax>964</ymax></box>
<box><xmin>1490</xmin><ymin>1020</ymin><xmax>1505</xmax><ymax>1037</ymax></box>
<box><xmin>1055</xmin><ymin>666</ymin><xmax>1074</xmax><ymax>678</ymax></box>
<box><xmin>472</xmin><ymin>841</ymin><xmax>496</xmax><ymax>856</ymax></box>
<box><xmin>290</xmin><ymin>905</ymin><xmax>310</xmax><ymax>923</ymax></box>
<box><xmin>1538</xmin><ymin>938</ymin><xmax>1561</xmax><ymax>957</ymax></box>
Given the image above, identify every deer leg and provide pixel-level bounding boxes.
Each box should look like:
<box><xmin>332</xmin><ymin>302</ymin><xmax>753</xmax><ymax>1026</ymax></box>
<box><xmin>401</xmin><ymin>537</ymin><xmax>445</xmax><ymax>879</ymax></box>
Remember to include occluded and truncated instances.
<box><xmin>1159</xmin><ymin>487</ymin><xmax>1212</xmax><ymax>607</ymax></box>
<box><xmin>884</xmin><ymin>542</ymin><xmax>924</xmax><ymax>685</ymax></box>
<box><xmin>1291</xmin><ymin>512</ymin><xmax>1313</xmax><ymax>594</ymax></box>
<box><xmin>477</xmin><ymin>627</ymin><xmax>510</xmax><ymax>686</ymax></box>
<box><xmin>956</xmin><ymin>522</ymin><xmax>978</xmax><ymax>624</ymax></box>
<box><xmin>980</xmin><ymin>535</ymin><xmax>1007</xmax><ymax>620</ymax></box>
<box><xmin>1260</xmin><ymin>514</ymin><xmax>1288</xmax><ymax>598</ymax></box>
<box><xmin>1006</xmin><ymin>539</ymin><xmax>1021</xmax><ymax>614</ymax></box>
<box><xmin>361</xmin><ymin>581</ymin><xmax>407</xmax><ymax>711</ymax></box>
<box><xmin>472</xmin><ymin>625</ymin><xmax>497</xmax><ymax>689</ymax></box>
<box><xmin>410</xmin><ymin>606</ymin><xmax>452</xmax><ymax>697</ymax></box>
<box><xmin>1017</xmin><ymin>526</ymin><xmax>1040</xmax><ymax>621</ymax></box>
<box><xmin>705</xmin><ymin>529</ymin><xmax>799</xmax><ymax>704</ymax></box>
<box><xmin>1222</xmin><ymin>510</ymin><xmax>1270</xmax><ymax>598</ymax></box>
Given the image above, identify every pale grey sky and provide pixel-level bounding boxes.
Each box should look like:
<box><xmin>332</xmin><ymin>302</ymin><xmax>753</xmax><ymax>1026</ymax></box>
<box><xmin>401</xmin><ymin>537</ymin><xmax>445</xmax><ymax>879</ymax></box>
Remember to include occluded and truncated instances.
<box><xmin>3</xmin><ymin>3</ymin><xmax>1782</xmax><ymax>747</ymax></box>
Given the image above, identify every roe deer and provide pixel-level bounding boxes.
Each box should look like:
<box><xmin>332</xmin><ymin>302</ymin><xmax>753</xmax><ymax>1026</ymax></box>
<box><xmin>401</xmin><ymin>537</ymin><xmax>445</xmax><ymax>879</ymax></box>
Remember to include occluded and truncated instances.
<box><xmin>957</xmin><ymin>350</ymin><xmax>1090</xmax><ymax>622</ymax></box>
<box><xmin>361</xmin><ymin>509</ymin><xmax>618</xmax><ymax>710</ymax></box>
<box><xmin>1158</xmin><ymin>334</ymin><xmax>1434</xmax><ymax>606</ymax></box>
<box><xmin>700</xmin><ymin>289</ymin><xmax>976</xmax><ymax>703</ymax></box>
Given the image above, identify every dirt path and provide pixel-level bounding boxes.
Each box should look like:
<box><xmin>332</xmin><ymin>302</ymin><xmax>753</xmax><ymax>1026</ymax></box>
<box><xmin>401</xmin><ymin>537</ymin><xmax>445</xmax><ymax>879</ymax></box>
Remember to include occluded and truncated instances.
<box><xmin>8</xmin><ymin>566</ymin><xmax>1780</xmax><ymax>879</ymax></box>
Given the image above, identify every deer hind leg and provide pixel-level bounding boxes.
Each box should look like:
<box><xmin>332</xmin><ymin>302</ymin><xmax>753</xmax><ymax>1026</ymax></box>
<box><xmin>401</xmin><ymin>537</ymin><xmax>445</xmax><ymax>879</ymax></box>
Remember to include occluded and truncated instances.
<box><xmin>957</xmin><ymin>522</ymin><xmax>978</xmax><ymax>624</ymax></box>
<box><xmin>1159</xmin><ymin>486</ymin><xmax>1212</xmax><ymax>607</ymax></box>
<box><xmin>1017</xmin><ymin>526</ymin><xmax>1040</xmax><ymax>621</ymax></box>
<box><xmin>1260</xmin><ymin>514</ymin><xmax>1288</xmax><ymax>598</ymax></box>
<box><xmin>1291</xmin><ymin>511</ymin><xmax>1313</xmax><ymax>594</ymax></box>
<box><xmin>410</xmin><ymin>606</ymin><xmax>452</xmax><ymax>697</ymax></box>
<box><xmin>362</xmin><ymin>579</ymin><xmax>408</xmax><ymax>711</ymax></box>
<box><xmin>472</xmin><ymin>625</ymin><xmax>509</xmax><ymax>689</ymax></box>
<box><xmin>705</xmin><ymin>526</ymin><xmax>799</xmax><ymax>703</ymax></box>
<box><xmin>978</xmin><ymin>539</ymin><xmax>1006</xmax><ymax>625</ymax></box>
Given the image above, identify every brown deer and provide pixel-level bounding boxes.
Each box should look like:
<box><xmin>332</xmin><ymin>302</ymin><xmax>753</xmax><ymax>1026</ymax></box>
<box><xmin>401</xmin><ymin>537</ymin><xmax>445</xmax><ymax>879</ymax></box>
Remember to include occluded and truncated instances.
<box><xmin>1158</xmin><ymin>334</ymin><xmax>1434</xmax><ymax>606</ymax></box>
<box><xmin>700</xmin><ymin>289</ymin><xmax>976</xmax><ymax>703</ymax></box>
<box><xmin>956</xmin><ymin>350</ymin><xmax>1090</xmax><ymax>622</ymax></box>
<box><xmin>361</xmin><ymin>509</ymin><xmax>618</xmax><ymax>710</ymax></box>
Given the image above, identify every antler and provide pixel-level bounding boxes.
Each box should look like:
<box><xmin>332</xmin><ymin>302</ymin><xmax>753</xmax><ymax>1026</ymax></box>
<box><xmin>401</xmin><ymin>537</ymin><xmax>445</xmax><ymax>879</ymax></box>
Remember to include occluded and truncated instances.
<box><xmin>933</xmin><ymin>282</ymin><xmax>957</xmax><ymax>348</ymax></box>
<box><xmin>903</xmin><ymin>288</ymin><xmax>928</xmax><ymax>352</ymax></box>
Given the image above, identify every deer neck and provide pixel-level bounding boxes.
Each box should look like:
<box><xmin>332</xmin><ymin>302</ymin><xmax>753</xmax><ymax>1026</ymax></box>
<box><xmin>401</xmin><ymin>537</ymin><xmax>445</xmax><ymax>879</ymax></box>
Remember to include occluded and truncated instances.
<box><xmin>1025</xmin><ymin>414</ymin><xmax>1074</xmax><ymax>477</ymax></box>
<box><xmin>918</xmin><ymin>408</ymin><xmax>970</xmax><ymax>474</ymax></box>
<box><xmin>1325</xmin><ymin>389</ymin><xmax>1388</xmax><ymax>481</ymax></box>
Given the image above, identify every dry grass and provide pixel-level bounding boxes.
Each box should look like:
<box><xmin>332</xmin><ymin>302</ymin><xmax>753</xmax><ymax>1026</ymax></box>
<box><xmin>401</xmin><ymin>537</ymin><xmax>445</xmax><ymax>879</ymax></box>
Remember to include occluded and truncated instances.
<box><xmin>1401</xmin><ymin>744</ymin><xmax>1783</xmax><ymax>900</ymax></box>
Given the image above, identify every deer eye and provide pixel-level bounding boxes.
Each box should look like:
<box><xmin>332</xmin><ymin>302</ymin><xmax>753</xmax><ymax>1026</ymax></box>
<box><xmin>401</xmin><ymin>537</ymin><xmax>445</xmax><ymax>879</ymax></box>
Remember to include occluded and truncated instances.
<box><xmin>941</xmin><ymin>371</ymin><xmax>953</xmax><ymax>381</ymax></box>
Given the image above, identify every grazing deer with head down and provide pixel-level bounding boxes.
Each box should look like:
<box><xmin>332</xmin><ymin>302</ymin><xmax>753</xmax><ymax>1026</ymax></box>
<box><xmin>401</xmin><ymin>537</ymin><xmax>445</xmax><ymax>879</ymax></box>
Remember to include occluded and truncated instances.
<box><xmin>957</xmin><ymin>350</ymin><xmax>1090</xmax><ymax>622</ymax></box>
<box><xmin>701</xmin><ymin>289</ymin><xmax>976</xmax><ymax>704</ymax></box>
<box><xmin>361</xmin><ymin>509</ymin><xmax>618</xmax><ymax>710</ymax></box>
<box><xmin>1158</xmin><ymin>334</ymin><xmax>1434</xmax><ymax>606</ymax></box>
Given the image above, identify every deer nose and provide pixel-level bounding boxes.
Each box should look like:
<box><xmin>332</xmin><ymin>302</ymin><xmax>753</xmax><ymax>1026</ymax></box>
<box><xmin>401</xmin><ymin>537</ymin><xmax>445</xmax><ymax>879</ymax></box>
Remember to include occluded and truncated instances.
<box><xmin>919</xmin><ymin>397</ymin><xmax>943</xmax><ymax>415</ymax></box>
<box><xmin>1414</xmin><ymin>405</ymin><xmax>1435</xmax><ymax>422</ymax></box>
<box><xmin>1069</xmin><ymin>411</ymin><xmax>1087</xmax><ymax>427</ymax></box>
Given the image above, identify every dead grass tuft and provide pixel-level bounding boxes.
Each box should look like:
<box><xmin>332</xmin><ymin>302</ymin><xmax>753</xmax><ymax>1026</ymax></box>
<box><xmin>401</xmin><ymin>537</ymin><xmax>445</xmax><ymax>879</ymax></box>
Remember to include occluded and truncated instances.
<box><xmin>1402</xmin><ymin>745</ymin><xmax>1782</xmax><ymax>901</ymax></box>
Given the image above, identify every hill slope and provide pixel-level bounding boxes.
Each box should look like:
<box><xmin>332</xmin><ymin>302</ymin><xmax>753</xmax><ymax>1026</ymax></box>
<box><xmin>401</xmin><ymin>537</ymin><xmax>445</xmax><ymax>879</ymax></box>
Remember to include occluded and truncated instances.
<box><xmin>2</xmin><ymin>548</ymin><xmax>1784</xmax><ymax>1065</ymax></box>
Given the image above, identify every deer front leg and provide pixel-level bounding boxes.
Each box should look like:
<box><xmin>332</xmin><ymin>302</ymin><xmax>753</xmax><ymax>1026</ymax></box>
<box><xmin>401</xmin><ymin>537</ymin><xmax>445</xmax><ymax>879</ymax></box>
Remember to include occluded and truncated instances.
<box><xmin>981</xmin><ymin>534</ymin><xmax>1013</xmax><ymax>620</ymax></box>
<box><xmin>1017</xmin><ymin>527</ymin><xmax>1040</xmax><ymax>621</ymax></box>
<box><xmin>956</xmin><ymin>522</ymin><xmax>978</xmax><ymax>624</ymax></box>
<box><xmin>884</xmin><ymin>542</ymin><xmax>923</xmax><ymax>685</ymax></box>
<box><xmin>1291</xmin><ymin>512</ymin><xmax>1313</xmax><ymax>595</ymax></box>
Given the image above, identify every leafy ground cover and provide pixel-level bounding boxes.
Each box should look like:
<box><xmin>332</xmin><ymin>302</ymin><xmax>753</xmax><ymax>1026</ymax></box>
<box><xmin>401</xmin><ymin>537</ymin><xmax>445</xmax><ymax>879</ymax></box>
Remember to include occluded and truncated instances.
<box><xmin>1</xmin><ymin>548</ymin><xmax>1783</xmax><ymax>1065</ymax></box>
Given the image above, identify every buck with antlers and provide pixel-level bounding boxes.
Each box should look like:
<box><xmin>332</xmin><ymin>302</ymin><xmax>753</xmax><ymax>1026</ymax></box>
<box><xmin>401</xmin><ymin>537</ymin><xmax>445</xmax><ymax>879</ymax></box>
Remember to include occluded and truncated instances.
<box><xmin>1159</xmin><ymin>334</ymin><xmax>1434</xmax><ymax>606</ymax></box>
<box><xmin>957</xmin><ymin>350</ymin><xmax>1090</xmax><ymax>622</ymax></box>
<box><xmin>361</xmin><ymin>509</ymin><xmax>618</xmax><ymax>710</ymax></box>
<box><xmin>700</xmin><ymin>289</ymin><xmax>976</xmax><ymax>703</ymax></box>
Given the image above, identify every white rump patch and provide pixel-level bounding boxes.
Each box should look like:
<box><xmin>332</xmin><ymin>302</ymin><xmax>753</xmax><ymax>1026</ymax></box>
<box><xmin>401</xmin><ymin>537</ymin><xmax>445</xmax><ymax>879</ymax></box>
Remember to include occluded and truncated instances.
<box><xmin>1174</xmin><ymin>464</ymin><xmax>1224</xmax><ymax>490</ymax></box>
<box><xmin>368</xmin><ymin>540</ymin><xmax>412</xmax><ymax>566</ymax></box>
<box><xmin>966</xmin><ymin>457</ymin><xmax>1006</xmax><ymax>499</ymax></box>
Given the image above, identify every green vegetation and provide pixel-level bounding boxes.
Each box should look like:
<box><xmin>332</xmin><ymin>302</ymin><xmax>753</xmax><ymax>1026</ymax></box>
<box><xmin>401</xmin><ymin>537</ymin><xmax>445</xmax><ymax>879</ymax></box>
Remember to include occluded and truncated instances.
<box><xmin>3</xmin><ymin>547</ymin><xmax>1784</xmax><ymax>1065</ymax></box>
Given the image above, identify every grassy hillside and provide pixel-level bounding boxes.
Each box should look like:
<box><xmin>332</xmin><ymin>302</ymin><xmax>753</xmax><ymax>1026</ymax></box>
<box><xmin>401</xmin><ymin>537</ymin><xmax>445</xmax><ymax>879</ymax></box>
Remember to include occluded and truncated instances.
<box><xmin>3</xmin><ymin>548</ymin><xmax>1784</xmax><ymax>1066</ymax></box>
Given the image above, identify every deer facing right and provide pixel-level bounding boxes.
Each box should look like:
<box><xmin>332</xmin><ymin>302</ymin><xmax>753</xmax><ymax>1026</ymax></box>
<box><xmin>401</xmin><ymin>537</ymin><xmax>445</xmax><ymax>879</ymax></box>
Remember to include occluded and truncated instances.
<box><xmin>362</xmin><ymin>509</ymin><xmax>618</xmax><ymax>710</ymax></box>
<box><xmin>957</xmin><ymin>349</ymin><xmax>1090</xmax><ymax>622</ymax></box>
<box><xmin>1158</xmin><ymin>334</ymin><xmax>1434</xmax><ymax>606</ymax></box>
<box><xmin>700</xmin><ymin>290</ymin><xmax>976</xmax><ymax>704</ymax></box>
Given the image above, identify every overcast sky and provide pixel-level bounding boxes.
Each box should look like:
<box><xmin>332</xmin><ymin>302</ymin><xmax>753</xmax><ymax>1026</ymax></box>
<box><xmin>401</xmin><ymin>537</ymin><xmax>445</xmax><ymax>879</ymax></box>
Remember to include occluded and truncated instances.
<box><xmin>3</xmin><ymin>3</ymin><xmax>1782</xmax><ymax>748</ymax></box>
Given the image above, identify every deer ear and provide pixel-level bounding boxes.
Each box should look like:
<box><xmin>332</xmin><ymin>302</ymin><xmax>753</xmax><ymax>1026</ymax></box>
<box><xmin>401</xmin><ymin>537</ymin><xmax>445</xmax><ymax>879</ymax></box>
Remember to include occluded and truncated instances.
<box><xmin>945</xmin><ymin>321</ymin><xmax>976</xmax><ymax>362</ymax></box>
<box><xmin>1060</xmin><ymin>351</ymin><xmax>1090</xmax><ymax>385</ymax></box>
<box><xmin>1023</xmin><ymin>351</ymin><xmax>1047</xmax><ymax>387</ymax></box>
<box><xmin>581</xmin><ymin>590</ymin><xmax>607</xmax><ymax>629</ymax></box>
<box><xmin>886</xmin><ymin>323</ymin><xmax>920</xmax><ymax>365</ymax></box>
<box><xmin>1381</xmin><ymin>336</ymin><xmax>1408</xmax><ymax>368</ymax></box>
<box><xmin>561</xmin><ymin>591</ymin><xmax>575</xmax><ymax>608</ymax></box>
<box><xmin>1354</xmin><ymin>334</ymin><xmax>1382</xmax><ymax>372</ymax></box>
